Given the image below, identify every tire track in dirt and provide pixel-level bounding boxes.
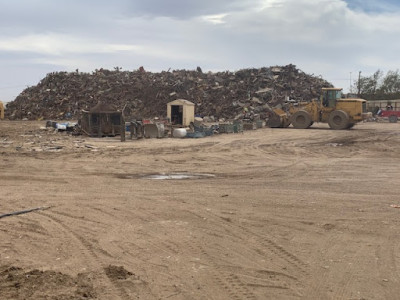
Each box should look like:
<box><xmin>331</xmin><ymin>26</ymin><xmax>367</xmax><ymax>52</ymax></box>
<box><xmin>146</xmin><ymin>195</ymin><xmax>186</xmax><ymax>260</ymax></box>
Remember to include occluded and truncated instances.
<box><xmin>242</xmin><ymin>229</ymin><xmax>309</xmax><ymax>275</ymax></box>
<box><xmin>51</xmin><ymin>209</ymin><xmax>105</xmax><ymax>226</ymax></box>
<box><xmin>0</xmin><ymin>218</ymin><xmax>52</xmax><ymax>262</ymax></box>
<box><xmin>82</xmin><ymin>204</ymin><xmax>189</xmax><ymax>298</ymax></box>
<box><xmin>373</xmin><ymin>232</ymin><xmax>400</xmax><ymax>299</ymax></box>
<box><xmin>257</xmin><ymin>140</ymin><xmax>306</xmax><ymax>157</ymax></box>
<box><xmin>219</xmin><ymin>138</ymin><xmax>281</xmax><ymax>163</ymax></box>
<box><xmin>181</xmin><ymin>209</ymin><xmax>304</xmax><ymax>298</ymax></box>
<box><xmin>219</xmin><ymin>138</ymin><xmax>312</xmax><ymax>182</ymax></box>
<box><xmin>38</xmin><ymin>212</ymin><xmax>130</xmax><ymax>300</ymax></box>
<box><xmin>213</xmin><ymin>273</ymin><xmax>257</xmax><ymax>300</ymax></box>
<box><xmin>304</xmin><ymin>250</ymin><xmax>334</xmax><ymax>299</ymax></box>
<box><xmin>2</xmin><ymin>218</ymin><xmax>50</xmax><ymax>239</ymax></box>
<box><xmin>184</xmin><ymin>234</ymin><xmax>302</xmax><ymax>298</ymax></box>
<box><xmin>183</xmin><ymin>236</ymin><xmax>257</xmax><ymax>300</ymax></box>
<box><xmin>134</xmin><ymin>141</ymin><xmax>220</xmax><ymax>156</ymax></box>
<box><xmin>189</xmin><ymin>209</ymin><xmax>308</xmax><ymax>277</ymax></box>
<box><xmin>85</xmin><ymin>203</ymin><xmax>259</xmax><ymax>298</ymax></box>
<box><xmin>238</xmin><ymin>227</ymin><xmax>308</xmax><ymax>277</ymax></box>
<box><xmin>85</xmin><ymin>204</ymin><xmax>182</xmax><ymax>255</ymax></box>
<box><xmin>332</xmin><ymin>246</ymin><xmax>368</xmax><ymax>300</ymax></box>
<box><xmin>86</xmin><ymin>204</ymin><xmax>121</xmax><ymax>218</ymax></box>
<box><xmin>302</xmin><ymin>232</ymin><xmax>362</xmax><ymax>299</ymax></box>
<box><xmin>82</xmin><ymin>197</ymin><xmax>303</xmax><ymax>298</ymax></box>
<box><xmin>50</xmin><ymin>209</ymin><xmax>115</xmax><ymax>259</ymax></box>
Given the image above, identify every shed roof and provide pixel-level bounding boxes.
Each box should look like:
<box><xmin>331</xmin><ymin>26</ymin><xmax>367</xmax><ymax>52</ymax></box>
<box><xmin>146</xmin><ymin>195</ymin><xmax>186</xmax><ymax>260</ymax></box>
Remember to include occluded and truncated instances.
<box><xmin>168</xmin><ymin>99</ymin><xmax>195</xmax><ymax>106</ymax></box>
<box><xmin>89</xmin><ymin>101</ymin><xmax>119</xmax><ymax>113</ymax></box>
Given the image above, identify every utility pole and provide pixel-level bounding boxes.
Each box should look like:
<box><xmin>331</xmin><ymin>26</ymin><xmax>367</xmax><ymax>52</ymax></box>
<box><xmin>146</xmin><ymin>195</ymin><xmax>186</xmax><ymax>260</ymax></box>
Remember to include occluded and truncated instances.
<box><xmin>357</xmin><ymin>71</ymin><xmax>361</xmax><ymax>97</ymax></box>
<box><xmin>349</xmin><ymin>72</ymin><xmax>352</xmax><ymax>94</ymax></box>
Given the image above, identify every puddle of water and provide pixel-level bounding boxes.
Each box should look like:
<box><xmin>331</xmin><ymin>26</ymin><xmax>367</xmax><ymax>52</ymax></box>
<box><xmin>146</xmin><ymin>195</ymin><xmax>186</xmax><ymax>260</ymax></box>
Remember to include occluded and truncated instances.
<box><xmin>144</xmin><ymin>173</ymin><xmax>215</xmax><ymax>180</ymax></box>
<box><xmin>115</xmin><ymin>173</ymin><xmax>216</xmax><ymax>180</ymax></box>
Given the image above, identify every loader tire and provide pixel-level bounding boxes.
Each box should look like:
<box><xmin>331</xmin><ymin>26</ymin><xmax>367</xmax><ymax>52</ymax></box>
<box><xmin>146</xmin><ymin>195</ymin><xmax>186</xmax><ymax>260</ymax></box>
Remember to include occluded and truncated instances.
<box><xmin>282</xmin><ymin>118</ymin><xmax>291</xmax><ymax>128</ymax></box>
<box><xmin>347</xmin><ymin>123</ymin><xmax>355</xmax><ymax>129</ymax></box>
<box><xmin>267</xmin><ymin>115</ymin><xmax>283</xmax><ymax>128</ymax></box>
<box><xmin>328</xmin><ymin>110</ymin><xmax>349</xmax><ymax>130</ymax></box>
<box><xmin>389</xmin><ymin>115</ymin><xmax>398</xmax><ymax>123</ymax></box>
<box><xmin>291</xmin><ymin>110</ymin><xmax>312</xmax><ymax>129</ymax></box>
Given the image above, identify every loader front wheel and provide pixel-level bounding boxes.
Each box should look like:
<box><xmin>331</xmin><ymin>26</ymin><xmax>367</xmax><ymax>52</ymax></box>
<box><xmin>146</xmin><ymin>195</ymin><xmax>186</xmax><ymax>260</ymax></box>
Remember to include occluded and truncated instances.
<box><xmin>347</xmin><ymin>123</ymin><xmax>355</xmax><ymax>129</ymax></box>
<box><xmin>328</xmin><ymin>110</ymin><xmax>349</xmax><ymax>130</ymax></box>
<box><xmin>291</xmin><ymin>110</ymin><xmax>312</xmax><ymax>129</ymax></box>
<box><xmin>282</xmin><ymin>118</ymin><xmax>291</xmax><ymax>128</ymax></box>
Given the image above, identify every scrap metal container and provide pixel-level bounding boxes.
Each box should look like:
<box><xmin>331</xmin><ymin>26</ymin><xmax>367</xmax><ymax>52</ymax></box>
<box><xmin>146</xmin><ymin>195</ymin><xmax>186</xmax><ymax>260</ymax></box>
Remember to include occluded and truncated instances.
<box><xmin>79</xmin><ymin>102</ymin><xmax>124</xmax><ymax>137</ymax></box>
<box><xmin>219</xmin><ymin>123</ymin><xmax>234</xmax><ymax>133</ymax></box>
<box><xmin>144</xmin><ymin>123</ymin><xmax>165</xmax><ymax>138</ymax></box>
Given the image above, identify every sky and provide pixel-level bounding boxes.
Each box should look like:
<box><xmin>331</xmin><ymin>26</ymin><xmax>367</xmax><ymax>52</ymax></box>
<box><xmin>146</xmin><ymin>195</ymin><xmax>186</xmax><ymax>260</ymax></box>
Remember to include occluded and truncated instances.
<box><xmin>1</xmin><ymin>0</ymin><xmax>400</xmax><ymax>103</ymax></box>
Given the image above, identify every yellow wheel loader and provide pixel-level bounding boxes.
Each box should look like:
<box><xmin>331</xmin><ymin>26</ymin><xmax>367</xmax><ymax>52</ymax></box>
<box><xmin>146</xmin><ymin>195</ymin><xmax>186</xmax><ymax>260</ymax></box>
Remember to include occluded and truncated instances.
<box><xmin>267</xmin><ymin>88</ymin><xmax>371</xmax><ymax>129</ymax></box>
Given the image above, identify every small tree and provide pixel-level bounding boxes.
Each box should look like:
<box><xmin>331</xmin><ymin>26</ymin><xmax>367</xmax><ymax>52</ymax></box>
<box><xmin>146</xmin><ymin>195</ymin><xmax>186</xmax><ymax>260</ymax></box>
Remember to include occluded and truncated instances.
<box><xmin>379</xmin><ymin>70</ymin><xmax>400</xmax><ymax>94</ymax></box>
<box><xmin>358</xmin><ymin>70</ymin><xmax>383</xmax><ymax>95</ymax></box>
<box><xmin>355</xmin><ymin>69</ymin><xmax>400</xmax><ymax>99</ymax></box>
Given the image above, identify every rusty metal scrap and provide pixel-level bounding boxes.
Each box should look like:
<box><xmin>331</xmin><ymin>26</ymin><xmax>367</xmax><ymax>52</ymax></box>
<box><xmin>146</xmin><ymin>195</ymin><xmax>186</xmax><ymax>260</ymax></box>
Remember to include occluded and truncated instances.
<box><xmin>5</xmin><ymin>65</ymin><xmax>332</xmax><ymax>121</ymax></box>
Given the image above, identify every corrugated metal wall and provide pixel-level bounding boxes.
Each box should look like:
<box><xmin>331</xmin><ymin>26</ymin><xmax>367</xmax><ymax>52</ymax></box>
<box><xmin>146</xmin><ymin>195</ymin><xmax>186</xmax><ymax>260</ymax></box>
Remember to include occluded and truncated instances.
<box><xmin>367</xmin><ymin>99</ymin><xmax>400</xmax><ymax>111</ymax></box>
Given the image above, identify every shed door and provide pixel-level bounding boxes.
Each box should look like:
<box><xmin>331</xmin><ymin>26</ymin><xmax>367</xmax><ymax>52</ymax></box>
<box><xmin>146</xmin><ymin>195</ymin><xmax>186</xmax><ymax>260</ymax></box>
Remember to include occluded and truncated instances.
<box><xmin>171</xmin><ymin>105</ymin><xmax>183</xmax><ymax>125</ymax></box>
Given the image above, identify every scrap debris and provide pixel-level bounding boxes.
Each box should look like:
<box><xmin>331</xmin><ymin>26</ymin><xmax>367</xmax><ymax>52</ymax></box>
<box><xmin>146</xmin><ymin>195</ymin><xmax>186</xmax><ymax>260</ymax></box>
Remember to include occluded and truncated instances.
<box><xmin>5</xmin><ymin>65</ymin><xmax>332</xmax><ymax>121</ymax></box>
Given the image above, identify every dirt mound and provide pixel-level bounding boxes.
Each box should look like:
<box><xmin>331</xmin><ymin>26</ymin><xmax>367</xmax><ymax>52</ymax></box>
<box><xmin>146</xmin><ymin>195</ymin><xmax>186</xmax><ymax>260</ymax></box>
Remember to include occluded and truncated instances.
<box><xmin>5</xmin><ymin>64</ymin><xmax>331</xmax><ymax>120</ymax></box>
<box><xmin>104</xmin><ymin>265</ymin><xmax>134</xmax><ymax>281</ymax></box>
<box><xmin>0</xmin><ymin>265</ymin><xmax>96</xmax><ymax>300</ymax></box>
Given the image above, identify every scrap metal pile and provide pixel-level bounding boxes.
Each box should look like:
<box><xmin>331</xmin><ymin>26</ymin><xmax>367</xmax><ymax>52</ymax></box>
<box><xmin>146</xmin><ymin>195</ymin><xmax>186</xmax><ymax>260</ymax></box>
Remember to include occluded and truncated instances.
<box><xmin>5</xmin><ymin>64</ymin><xmax>332</xmax><ymax>120</ymax></box>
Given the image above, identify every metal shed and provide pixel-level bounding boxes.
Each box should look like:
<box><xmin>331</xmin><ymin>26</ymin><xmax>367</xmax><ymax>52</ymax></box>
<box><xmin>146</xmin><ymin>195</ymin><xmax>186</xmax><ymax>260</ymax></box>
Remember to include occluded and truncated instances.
<box><xmin>79</xmin><ymin>102</ymin><xmax>124</xmax><ymax>137</ymax></box>
<box><xmin>167</xmin><ymin>99</ymin><xmax>195</xmax><ymax>127</ymax></box>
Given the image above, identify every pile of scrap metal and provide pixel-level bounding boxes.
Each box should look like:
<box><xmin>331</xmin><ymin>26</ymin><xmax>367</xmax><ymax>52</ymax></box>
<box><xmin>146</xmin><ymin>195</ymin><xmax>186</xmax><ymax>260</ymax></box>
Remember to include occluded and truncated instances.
<box><xmin>6</xmin><ymin>65</ymin><xmax>332</xmax><ymax>121</ymax></box>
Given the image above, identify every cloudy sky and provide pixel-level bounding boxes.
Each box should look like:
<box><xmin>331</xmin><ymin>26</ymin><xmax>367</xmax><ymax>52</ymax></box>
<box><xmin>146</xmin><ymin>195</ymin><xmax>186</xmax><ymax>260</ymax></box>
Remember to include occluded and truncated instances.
<box><xmin>1</xmin><ymin>0</ymin><xmax>400</xmax><ymax>102</ymax></box>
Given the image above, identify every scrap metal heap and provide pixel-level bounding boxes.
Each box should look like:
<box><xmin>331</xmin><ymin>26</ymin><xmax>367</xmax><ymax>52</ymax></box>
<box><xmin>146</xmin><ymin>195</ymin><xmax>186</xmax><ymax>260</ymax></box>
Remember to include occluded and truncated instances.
<box><xmin>5</xmin><ymin>64</ymin><xmax>332</xmax><ymax>120</ymax></box>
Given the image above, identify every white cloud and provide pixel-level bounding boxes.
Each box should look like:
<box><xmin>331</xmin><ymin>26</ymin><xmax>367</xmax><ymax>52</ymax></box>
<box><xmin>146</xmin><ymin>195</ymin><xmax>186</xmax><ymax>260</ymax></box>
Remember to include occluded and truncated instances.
<box><xmin>202</xmin><ymin>14</ymin><xmax>228</xmax><ymax>24</ymax></box>
<box><xmin>1</xmin><ymin>0</ymin><xmax>400</xmax><ymax>101</ymax></box>
<box><xmin>258</xmin><ymin>0</ymin><xmax>285</xmax><ymax>10</ymax></box>
<box><xmin>0</xmin><ymin>34</ymin><xmax>141</xmax><ymax>56</ymax></box>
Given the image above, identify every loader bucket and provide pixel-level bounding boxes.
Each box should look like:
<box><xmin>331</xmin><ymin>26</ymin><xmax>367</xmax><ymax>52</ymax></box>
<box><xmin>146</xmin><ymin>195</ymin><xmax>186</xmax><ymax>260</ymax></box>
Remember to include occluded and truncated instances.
<box><xmin>267</xmin><ymin>108</ymin><xmax>290</xmax><ymax>128</ymax></box>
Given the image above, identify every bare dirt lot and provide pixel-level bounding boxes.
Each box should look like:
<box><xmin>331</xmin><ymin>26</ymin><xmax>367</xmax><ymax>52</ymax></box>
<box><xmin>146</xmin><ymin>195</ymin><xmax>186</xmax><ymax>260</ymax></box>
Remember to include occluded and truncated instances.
<box><xmin>1</xmin><ymin>120</ymin><xmax>400</xmax><ymax>300</ymax></box>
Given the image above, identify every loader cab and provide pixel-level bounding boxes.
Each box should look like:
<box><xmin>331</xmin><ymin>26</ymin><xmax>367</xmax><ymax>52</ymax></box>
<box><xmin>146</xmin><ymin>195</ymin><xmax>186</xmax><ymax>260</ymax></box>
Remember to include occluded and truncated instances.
<box><xmin>321</xmin><ymin>88</ymin><xmax>342</xmax><ymax>108</ymax></box>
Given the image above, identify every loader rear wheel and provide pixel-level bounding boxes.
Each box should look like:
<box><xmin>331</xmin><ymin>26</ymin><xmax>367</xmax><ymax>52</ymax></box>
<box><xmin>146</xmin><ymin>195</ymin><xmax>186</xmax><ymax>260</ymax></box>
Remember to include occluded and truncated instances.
<box><xmin>328</xmin><ymin>110</ymin><xmax>349</xmax><ymax>130</ymax></box>
<box><xmin>291</xmin><ymin>110</ymin><xmax>312</xmax><ymax>129</ymax></box>
<box><xmin>389</xmin><ymin>115</ymin><xmax>398</xmax><ymax>123</ymax></box>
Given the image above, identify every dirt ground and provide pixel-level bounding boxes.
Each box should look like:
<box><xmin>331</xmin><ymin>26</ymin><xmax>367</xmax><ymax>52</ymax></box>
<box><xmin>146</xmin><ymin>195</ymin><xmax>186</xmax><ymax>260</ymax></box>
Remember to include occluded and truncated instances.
<box><xmin>1</xmin><ymin>120</ymin><xmax>400</xmax><ymax>300</ymax></box>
